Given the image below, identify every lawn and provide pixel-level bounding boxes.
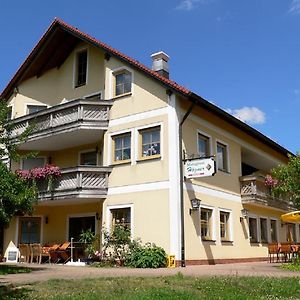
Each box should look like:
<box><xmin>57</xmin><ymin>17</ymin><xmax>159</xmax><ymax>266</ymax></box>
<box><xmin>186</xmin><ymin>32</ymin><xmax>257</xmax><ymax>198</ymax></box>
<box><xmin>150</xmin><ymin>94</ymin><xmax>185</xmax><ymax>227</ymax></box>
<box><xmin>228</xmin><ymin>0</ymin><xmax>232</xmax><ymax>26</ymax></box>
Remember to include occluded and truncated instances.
<box><xmin>1</xmin><ymin>274</ymin><xmax>300</xmax><ymax>300</ymax></box>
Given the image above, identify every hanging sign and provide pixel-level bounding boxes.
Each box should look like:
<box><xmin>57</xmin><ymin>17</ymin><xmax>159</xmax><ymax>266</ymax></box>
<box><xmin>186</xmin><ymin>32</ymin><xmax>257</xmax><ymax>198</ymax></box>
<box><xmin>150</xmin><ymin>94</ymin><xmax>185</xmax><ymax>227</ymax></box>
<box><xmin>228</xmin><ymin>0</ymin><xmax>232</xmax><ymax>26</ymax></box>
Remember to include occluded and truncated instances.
<box><xmin>184</xmin><ymin>157</ymin><xmax>216</xmax><ymax>179</ymax></box>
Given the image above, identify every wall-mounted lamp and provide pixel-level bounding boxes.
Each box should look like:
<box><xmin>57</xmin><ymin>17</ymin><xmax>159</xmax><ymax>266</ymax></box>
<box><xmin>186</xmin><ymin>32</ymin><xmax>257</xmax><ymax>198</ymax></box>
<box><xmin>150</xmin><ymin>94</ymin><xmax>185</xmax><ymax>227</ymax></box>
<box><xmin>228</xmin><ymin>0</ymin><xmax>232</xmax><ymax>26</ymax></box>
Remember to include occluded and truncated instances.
<box><xmin>240</xmin><ymin>208</ymin><xmax>249</xmax><ymax>222</ymax></box>
<box><xmin>45</xmin><ymin>216</ymin><xmax>49</xmax><ymax>224</ymax></box>
<box><xmin>189</xmin><ymin>198</ymin><xmax>201</xmax><ymax>215</ymax></box>
<box><xmin>96</xmin><ymin>212</ymin><xmax>100</xmax><ymax>220</ymax></box>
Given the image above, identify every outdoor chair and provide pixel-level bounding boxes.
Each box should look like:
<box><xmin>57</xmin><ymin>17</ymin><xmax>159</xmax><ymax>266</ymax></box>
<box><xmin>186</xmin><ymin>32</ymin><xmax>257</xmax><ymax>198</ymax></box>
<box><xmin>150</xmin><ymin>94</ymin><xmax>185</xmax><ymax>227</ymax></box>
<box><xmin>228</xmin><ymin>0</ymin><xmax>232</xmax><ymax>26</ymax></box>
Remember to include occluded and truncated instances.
<box><xmin>18</xmin><ymin>244</ymin><xmax>30</xmax><ymax>263</ymax></box>
<box><xmin>268</xmin><ymin>243</ymin><xmax>280</xmax><ymax>263</ymax></box>
<box><xmin>279</xmin><ymin>243</ymin><xmax>292</xmax><ymax>262</ymax></box>
<box><xmin>48</xmin><ymin>244</ymin><xmax>61</xmax><ymax>263</ymax></box>
<box><xmin>30</xmin><ymin>243</ymin><xmax>42</xmax><ymax>264</ymax></box>
<box><xmin>57</xmin><ymin>242</ymin><xmax>71</xmax><ymax>264</ymax></box>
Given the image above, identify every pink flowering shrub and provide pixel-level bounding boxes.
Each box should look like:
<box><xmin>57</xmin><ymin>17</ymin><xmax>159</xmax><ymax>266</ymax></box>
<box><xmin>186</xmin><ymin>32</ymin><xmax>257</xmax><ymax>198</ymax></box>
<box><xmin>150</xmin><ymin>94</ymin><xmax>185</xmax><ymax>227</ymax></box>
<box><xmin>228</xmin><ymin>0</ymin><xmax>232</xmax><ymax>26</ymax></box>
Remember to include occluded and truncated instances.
<box><xmin>16</xmin><ymin>164</ymin><xmax>61</xmax><ymax>180</ymax></box>
<box><xmin>265</xmin><ymin>175</ymin><xmax>278</xmax><ymax>188</ymax></box>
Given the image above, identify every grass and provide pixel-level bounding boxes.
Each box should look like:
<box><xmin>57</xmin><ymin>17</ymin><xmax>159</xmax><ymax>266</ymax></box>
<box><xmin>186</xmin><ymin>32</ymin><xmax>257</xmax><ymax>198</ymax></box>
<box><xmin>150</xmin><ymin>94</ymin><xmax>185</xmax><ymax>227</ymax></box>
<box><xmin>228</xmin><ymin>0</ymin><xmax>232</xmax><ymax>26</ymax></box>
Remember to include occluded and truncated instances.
<box><xmin>0</xmin><ymin>264</ymin><xmax>31</xmax><ymax>275</ymax></box>
<box><xmin>1</xmin><ymin>274</ymin><xmax>300</xmax><ymax>299</ymax></box>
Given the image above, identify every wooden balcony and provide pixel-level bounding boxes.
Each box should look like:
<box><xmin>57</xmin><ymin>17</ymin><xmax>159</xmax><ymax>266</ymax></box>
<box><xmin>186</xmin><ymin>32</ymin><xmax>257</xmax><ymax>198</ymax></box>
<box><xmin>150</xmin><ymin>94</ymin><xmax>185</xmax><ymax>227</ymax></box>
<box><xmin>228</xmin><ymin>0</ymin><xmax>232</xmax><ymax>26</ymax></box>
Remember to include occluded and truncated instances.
<box><xmin>240</xmin><ymin>175</ymin><xmax>294</xmax><ymax>211</ymax></box>
<box><xmin>37</xmin><ymin>166</ymin><xmax>112</xmax><ymax>202</ymax></box>
<box><xmin>10</xmin><ymin>96</ymin><xmax>113</xmax><ymax>151</ymax></box>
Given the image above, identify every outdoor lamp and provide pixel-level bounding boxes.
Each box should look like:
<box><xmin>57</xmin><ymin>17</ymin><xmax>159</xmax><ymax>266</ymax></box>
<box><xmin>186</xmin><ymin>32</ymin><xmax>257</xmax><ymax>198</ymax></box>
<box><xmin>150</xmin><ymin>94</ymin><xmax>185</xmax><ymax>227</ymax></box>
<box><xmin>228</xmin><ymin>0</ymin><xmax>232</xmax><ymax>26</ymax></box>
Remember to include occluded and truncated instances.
<box><xmin>240</xmin><ymin>208</ymin><xmax>249</xmax><ymax>222</ymax></box>
<box><xmin>96</xmin><ymin>212</ymin><xmax>100</xmax><ymax>220</ymax></box>
<box><xmin>190</xmin><ymin>198</ymin><xmax>201</xmax><ymax>215</ymax></box>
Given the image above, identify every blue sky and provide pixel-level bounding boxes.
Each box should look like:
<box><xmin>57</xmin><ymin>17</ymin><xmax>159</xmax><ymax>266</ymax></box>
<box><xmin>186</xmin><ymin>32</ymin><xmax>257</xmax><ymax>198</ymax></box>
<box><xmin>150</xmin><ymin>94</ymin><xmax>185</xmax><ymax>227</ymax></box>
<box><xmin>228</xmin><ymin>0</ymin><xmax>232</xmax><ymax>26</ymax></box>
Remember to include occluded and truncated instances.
<box><xmin>1</xmin><ymin>0</ymin><xmax>299</xmax><ymax>153</ymax></box>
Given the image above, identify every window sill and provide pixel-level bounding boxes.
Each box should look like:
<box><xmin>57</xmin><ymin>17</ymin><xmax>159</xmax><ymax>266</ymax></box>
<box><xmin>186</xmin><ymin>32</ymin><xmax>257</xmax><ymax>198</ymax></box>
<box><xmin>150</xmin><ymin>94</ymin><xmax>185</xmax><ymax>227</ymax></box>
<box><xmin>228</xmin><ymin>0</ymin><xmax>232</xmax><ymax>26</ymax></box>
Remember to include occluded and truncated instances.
<box><xmin>111</xmin><ymin>160</ymin><xmax>131</xmax><ymax>166</ymax></box>
<box><xmin>201</xmin><ymin>239</ymin><xmax>216</xmax><ymax>243</ymax></box>
<box><xmin>137</xmin><ymin>155</ymin><xmax>161</xmax><ymax>162</ymax></box>
<box><xmin>113</xmin><ymin>92</ymin><xmax>132</xmax><ymax>100</ymax></box>
<box><xmin>221</xmin><ymin>240</ymin><xmax>233</xmax><ymax>244</ymax></box>
<box><xmin>75</xmin><ymin>83</ymin><xmax>86</xmax><ymax>88</ymax></box>
<box><xmin>218</xmin><ymin>169</ymin><xmax>231</xmax><ymax>175</ymax></box>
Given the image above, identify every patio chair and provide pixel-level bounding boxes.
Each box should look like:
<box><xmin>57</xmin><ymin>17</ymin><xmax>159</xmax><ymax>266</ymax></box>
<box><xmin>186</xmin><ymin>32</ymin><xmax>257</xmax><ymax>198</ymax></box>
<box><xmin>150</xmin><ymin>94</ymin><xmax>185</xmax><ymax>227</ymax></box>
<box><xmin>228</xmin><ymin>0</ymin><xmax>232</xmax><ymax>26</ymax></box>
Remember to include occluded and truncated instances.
<box><xmin>30</xmin><ymin>243</ymin><xmax>42</xmax><ymax>264</ymax></box>
<box><xmin>279</xmin><ymin>243</ymin><xmax>292</xmax><ymax>262</ymax></box>
<box><xmin>267</xmin><ymin>243</ymin><xmax>280</xmax><ymax>263</ymax></box>
<box><xmin>57</xmin><ymin>242</ymin><xmax>71</xmax><ymax>264</ymax></box>
<box><xmin>48</xmin><ymin>244</ymin><xmax>61</xmax><ymax>263</ymax></box>
<box><xmin>18</xmin><ymin>244</ymin><xmax>30</xmax><ymax>263</ymax></box>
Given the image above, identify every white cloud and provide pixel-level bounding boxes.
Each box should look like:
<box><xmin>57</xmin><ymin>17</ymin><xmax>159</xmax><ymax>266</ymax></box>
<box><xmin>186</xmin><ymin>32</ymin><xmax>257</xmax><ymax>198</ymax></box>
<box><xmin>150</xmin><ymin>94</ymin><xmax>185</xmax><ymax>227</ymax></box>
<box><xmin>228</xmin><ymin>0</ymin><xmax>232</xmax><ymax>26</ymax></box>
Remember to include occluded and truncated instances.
<box><xmin>289</xmin><ymin>0</ymin><xmax>300</xmax><ymax>14</ymax></box>
<box><xmin>226</xmin><ymin>106</ymin><xmax>266</xmax><ymax>125</ymax></box>
<box><xmin>176</xmin><ymin>0</ymin><xmax>211</xmax><ymax>11</ymax></box>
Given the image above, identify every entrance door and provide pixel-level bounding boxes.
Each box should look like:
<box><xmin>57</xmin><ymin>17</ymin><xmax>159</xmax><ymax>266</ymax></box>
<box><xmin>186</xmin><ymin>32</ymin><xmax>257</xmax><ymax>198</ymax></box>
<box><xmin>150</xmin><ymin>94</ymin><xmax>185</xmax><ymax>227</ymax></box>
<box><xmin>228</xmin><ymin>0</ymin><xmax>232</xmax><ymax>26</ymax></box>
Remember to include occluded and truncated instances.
<box><xmin>68</xmin><ymin>216</ymin><xmax>96</xmax><ymax>242</ymax></box>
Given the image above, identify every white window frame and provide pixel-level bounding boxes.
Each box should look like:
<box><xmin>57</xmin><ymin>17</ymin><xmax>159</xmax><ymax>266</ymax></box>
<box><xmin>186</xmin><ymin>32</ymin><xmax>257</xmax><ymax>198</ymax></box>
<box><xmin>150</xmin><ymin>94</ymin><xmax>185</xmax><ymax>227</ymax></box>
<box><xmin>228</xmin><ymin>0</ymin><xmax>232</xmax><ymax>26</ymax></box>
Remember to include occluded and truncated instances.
<box><xmin>200</xmin><ymin>204</ymin><xmax>215</xmax><ymax>242</ymax></box>
<box><xmin>248</xmin><ymin>214</ymin><xmax>259</xmax><ymax>243</ymax></box>
<box><xmin>109</xmin><ymin>66</ymin><xmax>134</xmax><ymax>99</ymax></box>
<box><xmin>20</xmin><ymin>156</ymin><xmax>47</xmax><ymax>170</ymax></box>
<box><xmin>108</xmin><ymin>129</ymin><xmax>134</xmax><ymax>165</ymax></box>
<box><xmin>197</xmin><ymin>129</ymin><xmax>212</xmax><ymax>157</ymax></box>
<box><xmin>215</xmin><ymin>139</ymin><xmax>230</xmax><ymax>173</ymax></box>
<box><xmin>78</xmin><ymin>149</ymin><xmax>99</xmax><ymax>166</ymax></box>
<box><xmin>73</xmin><ymin>47</ymin><xmax>89</xmax><ymax>89</ymax></box>
<box><xmin>259</xmin><ymin>216</ymin><xmax>269</xmax><ymax>244</ymax></box>
<box><xmin>7</xmin><ymin>104</ymin><xmax>14</xmax><ymax>120</ymax></box>
<box><xmin>106</xmin><ymin>204</ymin><xmax>134</xmax><ymax>239</ymax></box>
<box><xmin>25</xmin><ymin>103</ymin><xmax>49</xmax><ymax>115</ymax></box>
<box><xmin>66</xmin><ymin>212</ymin><xmax>98</xmax><ymax>242</ymax></box>
<box><xmin>269</xmin><ymin>217</ymin><xmax>279</xmax><ymax>243</ymax></box>
<box><xmin>218</xmin><ymin>208</ymin><xmax>233</xmax><ymax>243</ymax></box>
<box><xmin>135</xmin><ymin>122</ymin><xmax>163</xmax><ymax>162</ymax></box>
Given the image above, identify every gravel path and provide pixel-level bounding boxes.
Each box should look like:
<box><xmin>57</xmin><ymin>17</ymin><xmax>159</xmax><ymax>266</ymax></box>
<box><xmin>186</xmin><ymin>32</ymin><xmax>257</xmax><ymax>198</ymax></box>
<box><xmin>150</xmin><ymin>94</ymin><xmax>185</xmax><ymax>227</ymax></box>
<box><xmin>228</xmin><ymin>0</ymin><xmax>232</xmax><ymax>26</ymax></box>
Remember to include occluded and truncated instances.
<box><xmin>0</xmin><ymin>262</ymin><xmax>299</xmax><ymax>285</ymax></box>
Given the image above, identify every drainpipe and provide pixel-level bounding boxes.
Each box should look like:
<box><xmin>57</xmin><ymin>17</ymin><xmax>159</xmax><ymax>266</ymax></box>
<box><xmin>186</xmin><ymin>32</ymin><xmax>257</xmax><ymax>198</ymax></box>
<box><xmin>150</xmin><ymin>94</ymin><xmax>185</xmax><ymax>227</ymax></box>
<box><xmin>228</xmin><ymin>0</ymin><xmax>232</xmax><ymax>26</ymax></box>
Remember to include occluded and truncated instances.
<box><xmin>179</xmin><ymin>101</ymin><xmax>195</xmax><ymax>267</ymax></box>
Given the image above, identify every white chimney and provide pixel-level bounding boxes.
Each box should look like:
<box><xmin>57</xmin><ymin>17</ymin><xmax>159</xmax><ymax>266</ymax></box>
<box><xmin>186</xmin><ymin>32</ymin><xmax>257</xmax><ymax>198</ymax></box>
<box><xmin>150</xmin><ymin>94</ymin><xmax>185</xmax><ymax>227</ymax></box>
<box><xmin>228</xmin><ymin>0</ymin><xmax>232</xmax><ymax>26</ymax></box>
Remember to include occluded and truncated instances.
<box><xmin>151</xmin><ymin>51</ymin><xmax>170</xmax><ymax>79</ymax></box>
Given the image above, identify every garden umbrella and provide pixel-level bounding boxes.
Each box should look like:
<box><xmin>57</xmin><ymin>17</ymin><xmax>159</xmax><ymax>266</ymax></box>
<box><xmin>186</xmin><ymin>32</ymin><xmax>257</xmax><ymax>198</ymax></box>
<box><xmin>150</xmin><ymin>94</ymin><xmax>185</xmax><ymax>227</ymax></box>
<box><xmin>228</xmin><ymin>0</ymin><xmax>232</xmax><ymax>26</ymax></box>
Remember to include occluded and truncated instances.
<box><xmin>281</xmin><ymin>211</ymin><xmax>300</xmax><ymax>223</ymax></box>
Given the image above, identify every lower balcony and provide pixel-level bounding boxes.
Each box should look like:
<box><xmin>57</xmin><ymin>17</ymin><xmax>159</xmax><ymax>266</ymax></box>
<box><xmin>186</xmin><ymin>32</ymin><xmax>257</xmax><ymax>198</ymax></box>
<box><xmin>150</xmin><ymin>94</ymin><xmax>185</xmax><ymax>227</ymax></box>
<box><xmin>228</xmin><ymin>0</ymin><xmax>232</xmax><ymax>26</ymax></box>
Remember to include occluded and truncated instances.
<box><xmin>240</xmin><ymin>175</ymin><xmax>294</xmax><ymax>211</ymax></box>
<box><xmin>37</xmin><ymin>166</ymin><xmax>112</xmax><ymax>203</ymax></box>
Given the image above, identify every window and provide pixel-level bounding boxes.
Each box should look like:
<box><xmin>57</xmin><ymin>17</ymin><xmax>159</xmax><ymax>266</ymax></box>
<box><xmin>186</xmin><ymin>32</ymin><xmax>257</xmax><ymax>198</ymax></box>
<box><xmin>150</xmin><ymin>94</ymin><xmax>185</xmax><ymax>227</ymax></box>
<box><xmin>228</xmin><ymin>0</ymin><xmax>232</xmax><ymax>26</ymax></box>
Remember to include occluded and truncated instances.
<box><xmin>111</xmin><ymin>208</ymin><xmax>131</xmax><ymax>231</ymax></box>
<box><xmin>220</xmin><ymin>211</ymin><xmax>230</xmax><ymax>241</ymax></box>
<box><xmin>217</xmin><ymin>142</ymin><xmax>228</xmax><ymax>172</ymax></box>
<box><xmin>140</xmin><ymin>126</ymin><xmax>160</xmax><ymax>158</ymax></box>
<box><xmin>249</xmin><ymin>217</ymin><xmax>258</xmax><ymax>243</ymax></box>
<box><xmin>7</xmin><ymin>106</ymin><xmax>12</xmax><ymax>120</ymax></box>
<box><xmin>260</xmin><ymin>218</ymin><xmax>268</xmax><ymax>243</ymax></box>
<box><xmin>198</xmin><ymin>133</ymin><xmax>210</xmax><ymax>157</ymax></box>
<box><xmin>22</xmin><ymin>158</ymin><xmax>45</xmax><ymax>170</ymax></box>
<box><xmin>201</xmin><ymin>208</ymin><xmax>212</xmax><ymax>240</ymax></box>
<box><xmin>68</xmin><ymin>216</ymin><xmax>95</xmax><ymax>242</ymax></box>
<box><xmin>113</xmin><ymin>133</ymin><xmax>131</xmax><ymax>162</ymax></box>
<box><xmin>115</xmin><ymin>71</ymin><xmax>131</xmax><ymax>96</ymax></box>
<box><xmin>287</xmin><ymin>223</ymin><xmax>296</xmax><ymax>242</ymax></box>
<box><xmin>19</xmin><ymin>217</ymin><xmax>41</xmax><ymax>244</ymax></box>
<box><xmin>270</xmin><ymin>219</ymin><xmax>278</xmax><ymax>242</ymax></box>
<box><xmin>80</xmin><ymin>151</ymin><xmax>97</xmax><ymax>166</ymax></box>
<box><xmin>27</xmin><ymin>105</ymin><xmax>47</xmax><ymax>115</ymax></box>
<box><xmin>75</xmin><ymin>50</ymin><xmax>88</xmax><ymax>87</ymax></box>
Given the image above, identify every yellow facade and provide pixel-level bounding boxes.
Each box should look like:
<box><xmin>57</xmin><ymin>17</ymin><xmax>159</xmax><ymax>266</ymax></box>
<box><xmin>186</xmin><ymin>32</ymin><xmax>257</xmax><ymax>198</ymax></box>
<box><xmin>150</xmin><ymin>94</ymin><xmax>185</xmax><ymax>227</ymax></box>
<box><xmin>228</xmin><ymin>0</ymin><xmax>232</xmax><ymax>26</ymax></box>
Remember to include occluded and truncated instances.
<box><xmin>1</xmin><ymin>20</ymin><xmax>294</xmax><ymax>264</ymax></box>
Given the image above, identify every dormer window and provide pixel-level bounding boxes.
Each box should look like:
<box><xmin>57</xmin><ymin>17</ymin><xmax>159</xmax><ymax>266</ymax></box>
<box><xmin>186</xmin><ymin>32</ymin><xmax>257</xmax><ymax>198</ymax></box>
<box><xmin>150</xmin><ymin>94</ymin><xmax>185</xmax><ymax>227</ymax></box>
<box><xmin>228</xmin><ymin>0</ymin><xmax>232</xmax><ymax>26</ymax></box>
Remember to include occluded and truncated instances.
<box><xmin>75</xmin><ymin>50</ymin><xmax>88</xmax><ymax>87</ymax></box>
<box><xmin>115</xmin><ymin>71</ymin><xmax>131</xmax><ymax>96</ymax></box>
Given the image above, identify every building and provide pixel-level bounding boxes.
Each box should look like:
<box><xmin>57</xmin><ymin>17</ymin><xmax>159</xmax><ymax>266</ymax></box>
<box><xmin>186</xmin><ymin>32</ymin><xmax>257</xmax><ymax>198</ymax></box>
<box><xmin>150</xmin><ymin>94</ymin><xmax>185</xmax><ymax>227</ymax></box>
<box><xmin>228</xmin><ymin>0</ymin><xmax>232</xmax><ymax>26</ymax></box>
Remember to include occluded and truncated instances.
<box><xmin>0</xmin><ymin>18</ymin><xmax>295</xmax><ymax>265</ymax></box>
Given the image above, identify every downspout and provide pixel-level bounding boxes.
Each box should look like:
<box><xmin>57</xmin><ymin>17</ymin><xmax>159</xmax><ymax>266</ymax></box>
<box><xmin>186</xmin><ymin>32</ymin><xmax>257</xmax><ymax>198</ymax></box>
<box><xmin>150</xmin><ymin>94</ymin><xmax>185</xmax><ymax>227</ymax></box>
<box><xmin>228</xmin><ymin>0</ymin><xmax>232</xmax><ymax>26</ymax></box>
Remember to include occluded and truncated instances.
<box><xmin>179</xmin><ymin>100</ymin><xmax>195</xmax><ymax>267</ymax></box>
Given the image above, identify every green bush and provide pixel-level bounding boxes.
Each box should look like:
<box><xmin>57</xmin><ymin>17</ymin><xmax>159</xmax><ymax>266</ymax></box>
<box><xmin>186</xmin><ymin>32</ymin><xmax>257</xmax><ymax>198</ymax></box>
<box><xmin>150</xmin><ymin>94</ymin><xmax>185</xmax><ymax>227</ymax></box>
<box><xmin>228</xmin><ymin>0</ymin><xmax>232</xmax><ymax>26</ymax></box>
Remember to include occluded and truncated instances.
<box><xmin>126</xmin><ymin>242</ymin><xmax>167</xmax><ymax>268</ymax></box>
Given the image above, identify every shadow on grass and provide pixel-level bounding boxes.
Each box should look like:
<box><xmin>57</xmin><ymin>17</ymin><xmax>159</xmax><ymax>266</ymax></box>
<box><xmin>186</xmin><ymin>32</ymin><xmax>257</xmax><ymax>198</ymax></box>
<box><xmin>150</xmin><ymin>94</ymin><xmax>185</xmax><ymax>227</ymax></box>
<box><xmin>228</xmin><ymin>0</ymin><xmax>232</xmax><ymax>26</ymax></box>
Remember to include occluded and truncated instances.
<box><xmin>0</xmin><ymin>264</ymin><xmax>46</xmax><ymax>275</ymax></box>
<box><xmin>0</xmin><ymin>284</ymin><xmax>33</xmax><ymax>300</ymax></box>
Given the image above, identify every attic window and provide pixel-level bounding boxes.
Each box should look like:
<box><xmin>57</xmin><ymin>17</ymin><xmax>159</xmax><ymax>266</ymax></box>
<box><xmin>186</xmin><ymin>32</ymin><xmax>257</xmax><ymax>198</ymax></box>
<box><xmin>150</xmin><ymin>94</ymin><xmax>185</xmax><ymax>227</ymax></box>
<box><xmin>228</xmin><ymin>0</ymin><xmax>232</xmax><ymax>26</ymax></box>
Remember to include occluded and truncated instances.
<box><xmin>75</xmin><ymin>50</ymin><xmax>88</xmax><ymax>87</ymax></box>
<box><xmin>115</xmin><ymin>71</ymin><xmax>132</xmax><ymax>96</ymax></box>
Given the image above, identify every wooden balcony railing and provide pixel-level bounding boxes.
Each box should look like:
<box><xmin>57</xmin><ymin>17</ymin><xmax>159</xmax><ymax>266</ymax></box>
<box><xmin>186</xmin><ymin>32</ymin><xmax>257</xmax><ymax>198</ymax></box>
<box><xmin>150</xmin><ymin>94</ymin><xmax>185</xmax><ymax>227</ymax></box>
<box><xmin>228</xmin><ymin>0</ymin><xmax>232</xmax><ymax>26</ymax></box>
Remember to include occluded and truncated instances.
<box><xmin>10</xmin><ymin>96</ymin><xmax>113</xmax><ymax>142</ymax></box>
<box><xmin>37</xmin><ymin>166</ymin><xmax>112</xmax><ymax>201</ymax></box>
<box><xmin>240</xmin><ymin>175</ymin><xmax>293</xmax><ymax>210</ymax></box>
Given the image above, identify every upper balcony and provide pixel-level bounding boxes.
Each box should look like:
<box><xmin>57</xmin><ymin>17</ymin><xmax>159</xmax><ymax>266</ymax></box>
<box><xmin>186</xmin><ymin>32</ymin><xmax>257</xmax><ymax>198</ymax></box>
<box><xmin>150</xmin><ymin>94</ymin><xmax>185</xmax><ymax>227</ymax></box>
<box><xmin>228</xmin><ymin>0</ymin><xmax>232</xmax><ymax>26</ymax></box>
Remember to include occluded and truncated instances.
<box><xmin>37</xmin><ymin>165</ymin><xmax>112</xmax><ymax>203</ymax></box>
<box><xmin>240</xmin><ymin>175</ymin><xmax>294</xmax><ymax>211</ymax></box>
<box><xmin>10</xmin><ymin>96</ymin><xmax>113</xmax><ymax>151</ymax></box>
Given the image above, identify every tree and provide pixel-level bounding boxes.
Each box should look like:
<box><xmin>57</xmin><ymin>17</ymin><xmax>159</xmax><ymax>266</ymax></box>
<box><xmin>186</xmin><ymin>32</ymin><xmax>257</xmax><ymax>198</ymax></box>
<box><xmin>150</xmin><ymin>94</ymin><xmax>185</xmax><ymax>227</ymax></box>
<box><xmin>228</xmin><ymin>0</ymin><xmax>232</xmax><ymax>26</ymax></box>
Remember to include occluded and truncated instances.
<box><xmin>0</xmin><ymin>101</ymin><xmax>37</xmax><ymax>227</ymax></box>
<box><xmin>267</xmin><ymin>154</ymin><xmax>300</xmax><ymax>208</ymax></box>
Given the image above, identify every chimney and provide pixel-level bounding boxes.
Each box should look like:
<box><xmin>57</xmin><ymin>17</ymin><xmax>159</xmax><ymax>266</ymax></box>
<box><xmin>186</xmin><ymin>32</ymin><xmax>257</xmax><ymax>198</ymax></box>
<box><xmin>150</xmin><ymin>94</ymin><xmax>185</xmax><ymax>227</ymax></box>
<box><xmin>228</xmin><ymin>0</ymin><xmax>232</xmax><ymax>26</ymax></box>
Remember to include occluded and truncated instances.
<box><xmin>151</xmin><ymin>51</ymin><xmax>170</xmax><ymax>79</ymax></box>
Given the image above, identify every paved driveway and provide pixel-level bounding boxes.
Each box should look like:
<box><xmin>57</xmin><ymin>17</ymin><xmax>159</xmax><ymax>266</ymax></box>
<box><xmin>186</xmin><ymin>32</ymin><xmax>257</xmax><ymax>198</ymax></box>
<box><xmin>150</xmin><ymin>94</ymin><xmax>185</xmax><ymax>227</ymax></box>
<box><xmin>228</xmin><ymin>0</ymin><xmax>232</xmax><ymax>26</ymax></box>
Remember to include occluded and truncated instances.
<box><xmin>0</xmin><ymin>262</ymin><xmax>299</xmax><ymax>285</ymax></box>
